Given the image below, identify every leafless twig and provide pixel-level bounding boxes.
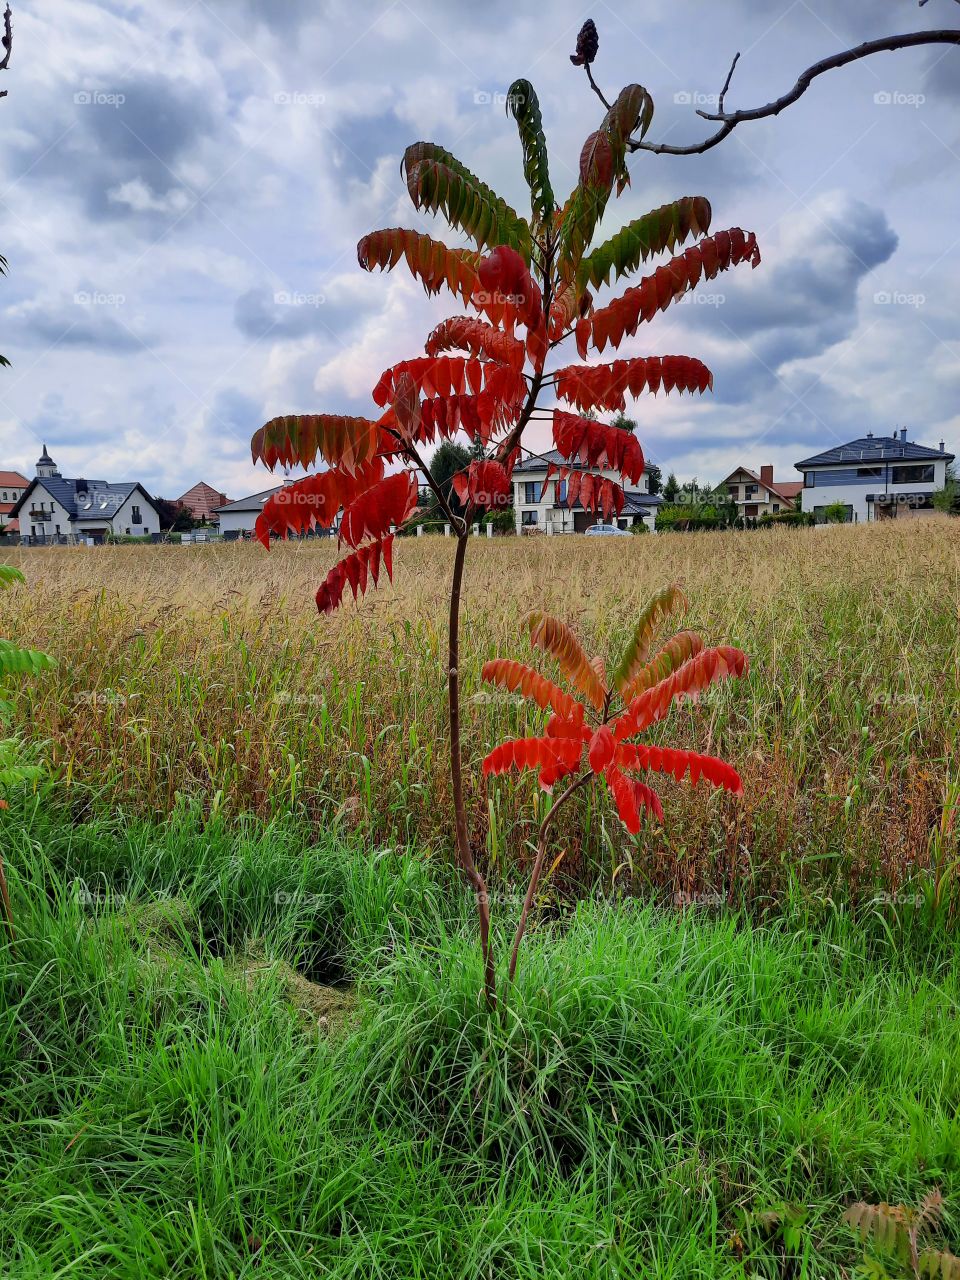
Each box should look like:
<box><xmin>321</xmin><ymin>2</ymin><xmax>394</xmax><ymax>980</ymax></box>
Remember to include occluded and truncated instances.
<box><xmin>581</xmin><ymin>24</ymin><xmax>960</xmax><ymax>156</ymax></box>
<box><xmin>0</xmin><ymin>6</ymin><xmax>11</xmax><ymax>100</ymax></box>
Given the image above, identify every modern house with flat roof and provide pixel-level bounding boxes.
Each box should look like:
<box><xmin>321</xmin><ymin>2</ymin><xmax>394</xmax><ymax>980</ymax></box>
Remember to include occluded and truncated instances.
<box><xmin>512</xmin><ymin>450</ymin><xmax>663</xmax><ymax>533</ymax></box>
<box><xmin>795</xmin><ymin>430</ymin><xmax>954</xmax><ymax>524</ymax></box>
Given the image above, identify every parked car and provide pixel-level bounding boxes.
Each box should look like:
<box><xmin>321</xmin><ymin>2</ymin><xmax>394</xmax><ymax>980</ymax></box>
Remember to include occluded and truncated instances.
<box><xmin>584</xmin><ymin>523</ymin><xmax>631</xmax><ymax>537</ymax></box>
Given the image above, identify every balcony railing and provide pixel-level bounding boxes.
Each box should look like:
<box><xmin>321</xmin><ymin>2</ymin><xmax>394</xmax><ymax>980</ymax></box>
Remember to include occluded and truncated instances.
<box><xmin>28</xmin><ymin>509</ymin><xmax>51</xmax><ymax>521</ymax></box>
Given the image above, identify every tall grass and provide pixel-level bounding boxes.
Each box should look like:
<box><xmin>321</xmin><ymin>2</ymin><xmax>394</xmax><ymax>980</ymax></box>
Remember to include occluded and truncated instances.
<box><xmin>2</xmin><ymin>801</ymin><xmax>959</xmax><ymax>1278</ymax></box>
<box><xmin>1</xmin><ymin>520</ymin><xmax>958</xmax><ymax>905</ymax></box>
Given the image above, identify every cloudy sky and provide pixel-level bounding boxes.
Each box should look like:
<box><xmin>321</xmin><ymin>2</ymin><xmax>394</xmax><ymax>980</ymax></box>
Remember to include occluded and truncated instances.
<box><xmin>0</xmin><ymin>0</ymin><xmax>957</xmax><ymax>499</ymax></box>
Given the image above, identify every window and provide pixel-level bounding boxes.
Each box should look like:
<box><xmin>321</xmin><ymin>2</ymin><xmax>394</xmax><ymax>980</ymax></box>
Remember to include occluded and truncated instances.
<box><xmin>556</xmin><ymin>479</ymin><xmax>567</xmax><ymax>504</ymax></box>
<box><xmin>2</xmin><ymin>492</ymin><xmax>6</xmax><ymax>502</ymax></box>
<box><xmin>804</xmin><ymin>472</ymin><xmax>815</xmax><ymax>488</ymax></box>
<box><xmin>857</xmin><ymin>466</ymin><xmax>883</xmax><ymax>478</ymax></box>
<box><xmin>772</xmin><ymin>503</ymin><xmax>780</xmax><ymax>513</ymax></box>
<box><xmin>745</xmin><ymin>483</ymin><xmax>758</xmax><ymax>496</ymax></box>
<box><xmin>131</xmin><ymin>505</ymin><xmax>142</xmax><ymax>525</ymax></box>
<box><xmin>55</xmin><ymin>524</ymin><xmax>60</xmax><ymax>534</ymax></box>
<box><xmin>891</xmin><ymin>464</ymin><xmax>934</xmax><ymax>485</ymax></box>
<box><xmin>126</xmin><ymin>527</ymin><xmax>131</xmax><ymax>535</ymax></box>
<box><xmin>523</xmin><ymin>481</ymin><xmax>540</xmax><ymax>504</ymax></box>
<box><xmin>521</xmin><ymin>510</ymin><xmax>538</xmax><ymax>526</ymax></box>
<box><xmin>727</xmin><ymin>485</ymin><xmax>740</xmax><ymax>499</ymax></box>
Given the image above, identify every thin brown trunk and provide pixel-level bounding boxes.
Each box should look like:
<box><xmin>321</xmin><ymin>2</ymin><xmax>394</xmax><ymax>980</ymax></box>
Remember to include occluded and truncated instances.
<box><xmin>448</xmin><ymin>529</ymin><xmax>496</xmax><ymax>1004</ymax></box>
<box><xmin>508</xmin><ymin>772</ymin><xmax>591</xmax><ymax>983</ymax></box>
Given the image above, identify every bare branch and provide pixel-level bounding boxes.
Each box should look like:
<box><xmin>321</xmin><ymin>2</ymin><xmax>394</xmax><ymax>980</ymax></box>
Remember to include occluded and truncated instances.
<box><xmin>0</xmin><ymin>6</ymin><xmax>12</xmax><ymax>100</ymax></box>
<box><xmin>581</xmin><ymin>24</ymin><xmax>960</xmax><ymax>157</ymax></box>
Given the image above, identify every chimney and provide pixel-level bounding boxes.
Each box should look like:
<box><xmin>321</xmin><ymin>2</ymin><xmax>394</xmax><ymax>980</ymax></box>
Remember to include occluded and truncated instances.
<box><xmin>940</xmin><ymin>441</ymin><xmax>946</xmax><ymax>453</ymax></box>
<box><xmin>866</xmin><ymin>431</ymin><xmax>873</xmax><ymax>439</ymax></box>
<box><xmin>760</xmin><ymin>464</ymin><xmax>773</xmax><ymax>487</ymax></box>
<box><xmin>900</xmin><ymin>428</ymin><xmax>907</xmax><ymax>443</ymax></box>
<box><xmin>75</xmin><ymin>478</ymin><xmax>88</xmax><ymax>496</ymax></box>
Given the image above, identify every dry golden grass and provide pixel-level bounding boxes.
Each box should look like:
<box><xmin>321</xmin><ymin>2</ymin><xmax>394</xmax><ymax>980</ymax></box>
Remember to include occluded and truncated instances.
<box><xmin>2</xmin><ymin>520</ymin><xmax>958</xmax><ymax>903</ymax></box>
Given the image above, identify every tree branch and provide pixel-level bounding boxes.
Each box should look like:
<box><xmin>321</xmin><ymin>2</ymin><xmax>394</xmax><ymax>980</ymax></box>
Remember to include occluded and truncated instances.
<box><xmin>0</xmin><ymin>6</ymin><xmax>12</xmax><ymax>100</ymax></box>
<box><xmin>581</xmin><ymin>24</ymin><xmax>960</xmax><ymax>157</ymax></box>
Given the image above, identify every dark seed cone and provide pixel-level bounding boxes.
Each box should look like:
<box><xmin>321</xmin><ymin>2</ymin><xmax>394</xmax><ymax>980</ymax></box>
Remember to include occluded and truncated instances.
<box><xmin>570</xmin><ymin>19</ymin><xmax>599</xmax><ymax>67</ymax></box>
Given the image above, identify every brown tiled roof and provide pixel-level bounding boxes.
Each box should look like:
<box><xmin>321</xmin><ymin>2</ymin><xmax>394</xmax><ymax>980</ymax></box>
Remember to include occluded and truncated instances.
<box><xmin>177</xmin><ymin>480</ymin><xmax>230</xmax><ymax>521</ymax></box>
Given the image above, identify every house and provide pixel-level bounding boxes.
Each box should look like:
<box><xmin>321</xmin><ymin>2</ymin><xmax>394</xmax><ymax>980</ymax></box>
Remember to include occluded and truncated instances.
<box><xmin>9</xmin><ymin>446</ymin><xmax>161</xmax><ymax>543</ymax></box>
<box><xmin>512</xmin><ymin>450</ymin><xmax>663</xmax><ymax>533</ymax></box>
<box><xmin>0</xmin><ymin>469</ymin><xmax>29</xmax><ymax>533</ymax></box>
<box><xmin>795</xmin><ymin>430</ymin><xmax>954</xmax><ymax>524</ymax></box>
<box><xmin>215</xmin><ymin>485</ymin><xmax>284</xmax><ymax>538</ymax></box>
<box><xmin>722</xmin><ymin>465</ymin><xmax>803</xmax><ymax>518</ymax></box>
<box><xmin>177</xmin><ymin>480</ymin><xmax>230</xmax><ymax>523</ymax></box>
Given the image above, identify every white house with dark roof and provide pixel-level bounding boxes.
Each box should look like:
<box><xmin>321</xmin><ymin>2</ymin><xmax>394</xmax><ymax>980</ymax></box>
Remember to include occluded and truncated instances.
<box><xmin>795</xmin><ymin>430</ymin><xmax>954</xmax><ymax>524</ymax></box>
<box><xmin>215</xmin><ymin>485</ymin><xmax>284</xmax><ymax>538</ymax></box>
<box><xmin>9</xmin><ymin>446</ymin><xmax>161</xmax><ymax>543</ymax></box>
<box><xmin>512</xmin><ymin>450</ymin><xmax>663</xmax><ymax>533</ymax></box>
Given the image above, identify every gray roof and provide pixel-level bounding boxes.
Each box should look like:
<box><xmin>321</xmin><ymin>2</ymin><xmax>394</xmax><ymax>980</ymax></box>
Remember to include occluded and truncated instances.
<box><xmin>796</xmin><ymin>435</ymin><xmax>954</xmax><ymax>468</ymax></box>
<box><xmin>10</xmin><ymin>477</ymin><xmax>154</xmax><ymax>520</ymax></box>
<box><xmin>214</xmin><ymin>486</ymin><xmax>283</xmax><ymax>513</ymax></box>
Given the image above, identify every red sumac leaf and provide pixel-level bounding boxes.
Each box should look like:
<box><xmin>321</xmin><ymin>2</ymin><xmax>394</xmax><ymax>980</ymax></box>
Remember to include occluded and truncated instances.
<box><xmin>339</xmin><ymin>472</ymin><xmax>418</xmax><ymax>549</ymax></box>
<box><xmin>552</xmin><ymin>410</ymin><xmax>645</xmax><ymax>486</ymax></box>
<box><xmin>315</xmin><ymin>534</ymin><xmax>396</xmax><ymax>615</ymax></box>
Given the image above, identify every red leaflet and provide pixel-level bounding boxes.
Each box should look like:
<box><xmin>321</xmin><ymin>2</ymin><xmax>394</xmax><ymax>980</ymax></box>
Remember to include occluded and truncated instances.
<box><xmin>552</xmin><ymin>411</ymin><xmax>645</xmax><ymax>486</ymax></box>
<box><xmin>612</xmin><ymin>645</ymin><xmax>750</xmax><ymax>741</ymax></box>
<box><xmin>580</xmin><ymin>229</ymin><xmax>761</xmax><ymax>356</ymax></box>
<box><xmin>252</xmin><ymin>414</ymin><xmax>381</xmax><ymax>474</ymax></box>
<box><xmin>579</xmin><ymin>128</ymin><xmax>614</xmax><ymax>188</ymax></box>
<box><xmin>391</xmin><ymin>372</ymin><xmax>421</xmax><ymax>442</ymax></box>
<box><xmin>418</xmin><ymin>392</ymin><xmax>523</xmax><ymax>446</ymax></box>
<box><xmin>254</xmin><ymin>459</ymin><xmax>386</xmax><ymax>548</ymax></box>
<box><xmin>339</xmin><ymin>472</ymin><xmax>418</xmax><ymax>549</ymax></box>
<box><xmin>372</xmin><ymin>357</ymin><xmax>525</xmax><ymax>410</ymax></box>
<box><xmin>604</xmin><ymin>764</ymin><xmax>663</xmax><ymax>833</ymax></box>
<box><xmin>357</xmin><ymin>228</ymin><xmax>480</xmax><ymax>305</ymax></box>
<box><xmin>451</xmin><ymin>460</ymin><xmax>514</xmax><ymax>511</ymax></box>
<box><xmin>475</xmin><ymin>245</ymin><xmax>543</xmax><ymax>331</ymax></box>
<box><xmin>315</xmin><ymin>535</ymin><xmax>396</xmax><ymax>615</ymax></box>
<box><xmin>554</xmin><ymin>356</ymin><xmax>714</xmax><ymax>413</ymax></box>
<box><xmin>424</xmin><ymin>316</ymin><xmax>525</xmax><ymax>370</ymax></box>
<box><xmin>482</xmin><ymin>735</ymin><xmax>583</xmax><ymax>778</ymax></box>
<box><xmin>615</xmin><ymin>742</ymin><xmax>743</xmax><ymax>794</ymax></box>
<box><xmin>588</xmin><ymin>725</ymin><xmax>615</xmax><ymax>774</ymax></box>
<box><xmin>481</xmin><ymin>659</ymin><xmax>585</xmax><ymax>723</ymax></box>
<box><xmin>548</xmin><ymin>283</ymin><xmax>593</xmax><ymax>342</ymax></box>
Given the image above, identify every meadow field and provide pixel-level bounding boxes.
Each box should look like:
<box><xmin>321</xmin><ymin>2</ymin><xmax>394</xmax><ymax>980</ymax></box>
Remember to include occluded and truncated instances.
<box><xmin>2</xmin><ymin>520</ymin><xmax>958</xmax><ymax>906</ymax></box>
<box><xmin>3</xmin><ymin>521</ymin><xmax>960</xmax><ymax>1278</ymax></box>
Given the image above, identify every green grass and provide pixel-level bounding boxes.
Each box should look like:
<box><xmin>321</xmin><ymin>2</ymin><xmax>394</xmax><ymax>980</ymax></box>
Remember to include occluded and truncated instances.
<box><xmin>2</xmin><ymin>796</ymin><xmax>959</xmax><ymax>1278</ymax></box>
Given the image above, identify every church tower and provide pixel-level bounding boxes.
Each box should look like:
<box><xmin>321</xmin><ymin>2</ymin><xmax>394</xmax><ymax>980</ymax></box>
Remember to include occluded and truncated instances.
<box><xmin>36</xmin><ymin>444</ymin><xmax>60</xmax><ymax>479</ymax></box>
